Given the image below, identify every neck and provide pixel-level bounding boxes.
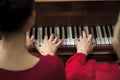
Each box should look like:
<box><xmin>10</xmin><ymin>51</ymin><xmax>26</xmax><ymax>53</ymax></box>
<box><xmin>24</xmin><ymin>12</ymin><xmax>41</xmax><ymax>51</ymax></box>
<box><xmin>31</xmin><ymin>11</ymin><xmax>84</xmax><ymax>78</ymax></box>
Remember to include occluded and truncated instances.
<box><xmin>0</xmin><ymin>32</ymin><xmax>29</xmax><ymax>58</ymax></box>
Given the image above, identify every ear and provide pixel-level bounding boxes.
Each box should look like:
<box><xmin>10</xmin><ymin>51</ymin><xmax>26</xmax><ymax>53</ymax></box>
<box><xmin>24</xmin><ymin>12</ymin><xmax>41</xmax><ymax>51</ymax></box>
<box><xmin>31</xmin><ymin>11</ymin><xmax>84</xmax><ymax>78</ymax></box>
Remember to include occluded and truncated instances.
<box><xmin>25</xmin><ymin>11</ymin><xmax>36</xmax><ymax>32</ymax></box>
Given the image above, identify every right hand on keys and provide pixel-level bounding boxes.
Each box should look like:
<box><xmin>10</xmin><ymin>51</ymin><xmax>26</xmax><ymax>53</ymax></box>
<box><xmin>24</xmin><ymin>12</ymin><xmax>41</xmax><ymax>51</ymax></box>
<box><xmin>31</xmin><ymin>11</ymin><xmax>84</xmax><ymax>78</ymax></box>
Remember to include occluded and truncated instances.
<box><xmin>35</xmin><ymin>34</ymin><xmax>63</xmax><ymax>56</ymax></box>
<box><xmin>75</xmin><ymin>31</ymin><xmax>94</xmax><ymax>55</ymax></box>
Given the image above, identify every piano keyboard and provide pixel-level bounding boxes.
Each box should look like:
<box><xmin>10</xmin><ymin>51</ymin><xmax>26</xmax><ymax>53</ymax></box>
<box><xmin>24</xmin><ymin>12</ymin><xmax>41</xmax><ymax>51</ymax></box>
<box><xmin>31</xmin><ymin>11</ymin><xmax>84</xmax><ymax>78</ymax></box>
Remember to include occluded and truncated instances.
<box><xmin>30</xmin><ymin>25</ymin><xmax>114</xmax><ymax>46</ymax></box>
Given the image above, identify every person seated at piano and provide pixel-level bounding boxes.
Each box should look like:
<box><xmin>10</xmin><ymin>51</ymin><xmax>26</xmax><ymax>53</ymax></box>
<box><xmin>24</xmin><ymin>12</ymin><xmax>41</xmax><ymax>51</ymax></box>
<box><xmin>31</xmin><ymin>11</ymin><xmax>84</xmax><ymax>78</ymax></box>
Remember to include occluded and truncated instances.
<box><xmin>0</xmin><ymin>0</ymin><xmax>66</xmax><ymax>80</ymax></box>
<box><xmin>65</xmin><ymin>18</ymin><xmax>120</xmax><ymax>80</ymax></box>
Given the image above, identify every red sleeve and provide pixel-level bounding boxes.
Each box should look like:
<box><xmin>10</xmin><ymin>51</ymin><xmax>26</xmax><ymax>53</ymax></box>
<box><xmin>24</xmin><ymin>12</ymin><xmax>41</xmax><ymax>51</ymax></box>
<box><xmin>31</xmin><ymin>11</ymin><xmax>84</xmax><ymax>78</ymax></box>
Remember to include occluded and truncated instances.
<box><xmin>65</xmin><ymin>52</ymin><xmax>87</xmax><ymax>80</ymax></box>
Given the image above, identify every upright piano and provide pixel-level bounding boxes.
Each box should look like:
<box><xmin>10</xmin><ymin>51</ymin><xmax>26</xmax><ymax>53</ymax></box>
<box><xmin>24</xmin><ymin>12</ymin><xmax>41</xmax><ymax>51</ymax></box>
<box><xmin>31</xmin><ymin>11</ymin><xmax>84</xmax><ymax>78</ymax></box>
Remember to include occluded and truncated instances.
<box><xmin>31</xmin><ymin>0</ymin><xmax>120</xmax><ymax>63</ymax></box>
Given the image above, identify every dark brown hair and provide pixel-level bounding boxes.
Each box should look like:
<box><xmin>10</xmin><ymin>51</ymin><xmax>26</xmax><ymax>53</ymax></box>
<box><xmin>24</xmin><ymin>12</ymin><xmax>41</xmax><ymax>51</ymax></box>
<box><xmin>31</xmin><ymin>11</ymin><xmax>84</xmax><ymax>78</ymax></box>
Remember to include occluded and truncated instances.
<box><xmin>0</xmin><ymin>0</ymin><xmax>34</xmax><ymax>34</ymax></box>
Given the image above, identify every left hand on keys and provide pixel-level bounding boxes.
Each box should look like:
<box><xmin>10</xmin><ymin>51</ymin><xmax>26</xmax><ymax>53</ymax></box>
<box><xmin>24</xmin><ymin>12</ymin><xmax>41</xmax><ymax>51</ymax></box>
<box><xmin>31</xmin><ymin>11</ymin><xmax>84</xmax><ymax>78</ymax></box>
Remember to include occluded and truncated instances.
<box><xmin>35</xmin><ymin>34</ymin><xmax>63</xmax><ymax>56</ymax></box>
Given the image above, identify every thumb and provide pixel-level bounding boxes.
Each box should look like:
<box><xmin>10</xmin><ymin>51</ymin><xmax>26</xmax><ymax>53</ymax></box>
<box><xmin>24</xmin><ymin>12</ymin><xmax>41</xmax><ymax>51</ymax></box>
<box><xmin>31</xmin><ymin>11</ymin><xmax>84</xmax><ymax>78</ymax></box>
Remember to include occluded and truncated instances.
<box><xmin>34</xmin><ymin>43</ymin><xmax>45</xmax><ymax>55</ymax></box>
<box><xmin>34</xmin><ymin>43</ymin><xmax>41</xmax><ymax>53</ymax></box>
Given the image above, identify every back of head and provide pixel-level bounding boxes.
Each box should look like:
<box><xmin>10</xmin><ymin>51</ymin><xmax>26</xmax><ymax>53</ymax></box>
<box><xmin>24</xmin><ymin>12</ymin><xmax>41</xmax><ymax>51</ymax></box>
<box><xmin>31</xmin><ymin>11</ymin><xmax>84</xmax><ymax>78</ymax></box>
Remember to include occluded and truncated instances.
<box><xmin>0</xmin><ymin>0</ymin><xmax>34</xmax><ymax>34</ymax></box>
<box><xmin>114</xmin><ymin>14</ymin><xmax>120</xmax><ymax>45</ymax></box>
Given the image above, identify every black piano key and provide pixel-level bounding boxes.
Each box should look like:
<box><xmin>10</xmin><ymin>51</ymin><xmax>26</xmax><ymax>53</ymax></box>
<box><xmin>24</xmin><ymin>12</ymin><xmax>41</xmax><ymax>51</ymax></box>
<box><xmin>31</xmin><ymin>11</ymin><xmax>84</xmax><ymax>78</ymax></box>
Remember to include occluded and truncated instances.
<box><xmin>105</xmin><ymin>25</ymin><xmax>110</xmax><ymax>37</ymax></box>
<box><xmin>29</xmin><ymin>28</ymin><xmax>33</xmax><ymax>37</ymax></box>
<box><xmin>76</xmin><ymin>26</ymin><xmax>80</xmax><ymax>38</ymax></box>
<box><xmin>88</xmin><ymin>26</ymin><xmax>92</xmax><ymax>34</ymax></box>
<box><xmin>0</xmin><ymin>32</ymin><xmax>2</xmax><ymax>40</ymax></box>
<box><xmin>52</xmin><ymin>27</ymin><xmax>55</xmax><ymax>34</ymax></box>
<box><xmin>109</xmin><ymin>25</ymin><xmax>113</xmax><ymax>37</ymax></box>
<box><xmin>35</xmin><ymin>27</ymin><xmax>38</xmax><ymax>39</ymax></box>
<box><xmin>42</xmin><ymin>27</ymin><xmax>45</xmax><ymax>39</ymax></box>
<box><xmin>79</xmin><ymin>26</ymin><xmax>82</xmax><ymax>36</ymax></box>
<box><xmin>93</xmin><ymin>26</ymin><xmax>97</xmax><ymax>38</ymax></box>
<box><xmin>47</xmin><ymin>27</ymin><xmax>50</xmax><ymax>38</ymax></box>
<box><xmin>71</xmin><ymin>27</ymin><xmax>75</xmax><ymax>38</ymax></box>
<box><xmin>100</xmin><ymin>26</ymin><xmax>105</xmax><ymax>38</ymax></box>
<box><xmin>64</xmin><ymin>26</ymin><xmax>68</xmax><ymax>39</ymax></box>
<box><xmin>81</xmin><ymin>26</ymin><xmax>84</xmax><ymax>36</ymax></box>
<box><xmin>59</xmin><ymin>27</ymin><xmax>62</xmax><ymax>39</ymax></box>
<box><xmin>91</xmin><ymin>26</ymin><xmax>96</xmax><ymax>43</ymax></box>
<box><xmin>81</xmin><ymin>26</ymin><xmax>84</xmax><ymax>31</ymax></box>
<box><xmin>107</xmin><ymin>25</ymin><xmax>112</xmax><ymax>38</ymax></box>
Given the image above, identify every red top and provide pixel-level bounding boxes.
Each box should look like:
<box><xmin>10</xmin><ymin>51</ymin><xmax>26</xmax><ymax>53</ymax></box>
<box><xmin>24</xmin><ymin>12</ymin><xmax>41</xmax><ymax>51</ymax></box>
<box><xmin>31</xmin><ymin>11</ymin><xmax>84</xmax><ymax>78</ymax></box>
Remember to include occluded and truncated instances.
<box><xmin>0</xmin><ymin>55</ymin><xmax>66</xmax><ymax>80</ymax></box>
<box><xmin>66</xmin><ymin>52</ymin><xmax>120</xmax><ymax>80</ymax></box>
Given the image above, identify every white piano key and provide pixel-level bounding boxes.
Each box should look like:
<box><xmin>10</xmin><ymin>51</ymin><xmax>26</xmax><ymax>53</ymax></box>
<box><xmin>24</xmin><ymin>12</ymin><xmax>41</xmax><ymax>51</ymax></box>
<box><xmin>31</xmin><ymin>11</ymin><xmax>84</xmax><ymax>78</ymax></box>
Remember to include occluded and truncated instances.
<box><xmin>96</xmin><ymin>26</ymin><xmax>101</xmax><ymax>45</ymax></box>
<box><xmin>84</xmin><ymin>26</ymin><xmax>89</xmax><ymax>37</ymax></box>
<box><xmin>56</xmin><ymin>27</ymin><xmax>60</xmax><ymax>36</ymax></box>
<box><xmin>39</xmin><ymin>27</ymin><xmax>43</xmax><ymax>46</ymax></box>
<box><xmin>69</xmin><ymin>26</ymin><xmax>74</xmax><ymax>45</ymax></box>
<box><xmin>98</xmin><ymin>26</ymin><xmax>105</xmax><ymax>45</ymax></box>
<box><xmin>90</xmin><ymin>27</ymin><xmax>96</xmax><ymax>44</ymax></box>
<box><xmin>103</xmin><ymin>26</ymin><xmax>109</xmax><ymax>44</ymax></box>
<box><xmin>32</xmin><ymin>27</ymin><xmax>36</xmax><ymax>42</ymax></box>
<box><xmin>50</xmin><ymin>27</ymin><xmax>52</xmax><ymax>35</ymax></box>
<box><xmin>45</xmin><ymin>27</ymin><xmax>47</xmax><ymax>36</ymax></box>
<box><xmin>107</xmin><ymin>26</ymin><xmax>112</xmax><ymax>44</ymax></box>
<box><xmin>62</xmin><ymin>27</ymin><xmax>66</xmax><ymax>45</ymax></box>
<box><xmin>66</xmin><ymin>27</ymin><xmax>71</xmax><ymax>45</ymax></box>
<box><xmin>74</xmin><ymin>26</ymin><xmax>77</xmax><ymax>38</ymax></box>
<box><xmin>79</xmin><ymin>26</ymin><xmax>82</xmax><ymax>36</ymax></box>
<box><xmin>55</xmin><ymin>27</ymin><xmax>58</xmax><ymax>36</ymax></box>
<box><xmin>35</xmin><ymin>27</ymin><xmax>39</xmax><ymax>45</ymax></box>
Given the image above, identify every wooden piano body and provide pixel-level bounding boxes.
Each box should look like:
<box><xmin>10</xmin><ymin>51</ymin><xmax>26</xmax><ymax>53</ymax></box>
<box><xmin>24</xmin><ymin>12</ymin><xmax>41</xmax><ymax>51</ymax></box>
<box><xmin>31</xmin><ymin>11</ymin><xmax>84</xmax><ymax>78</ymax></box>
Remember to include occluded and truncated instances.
<box><xmin>34</xmin><ymin>0</ymin><xmax>120</xmax><ymax>63</ymax></box>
